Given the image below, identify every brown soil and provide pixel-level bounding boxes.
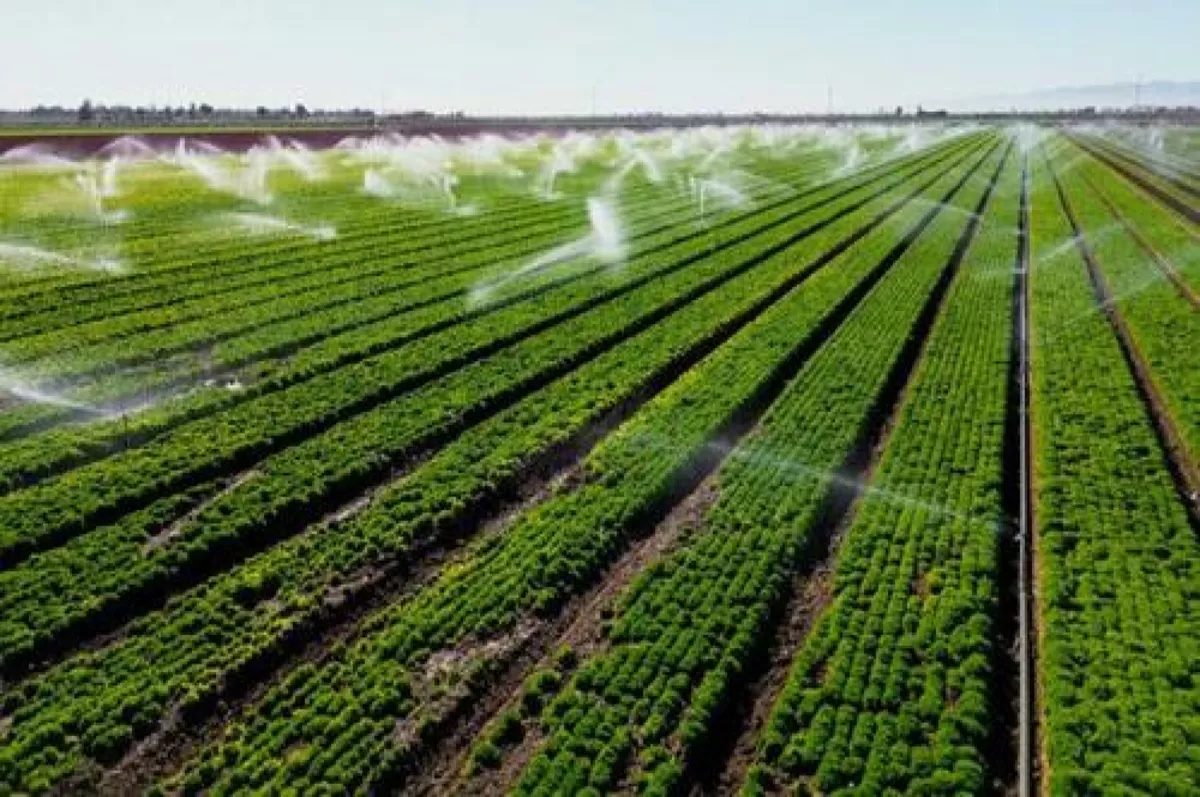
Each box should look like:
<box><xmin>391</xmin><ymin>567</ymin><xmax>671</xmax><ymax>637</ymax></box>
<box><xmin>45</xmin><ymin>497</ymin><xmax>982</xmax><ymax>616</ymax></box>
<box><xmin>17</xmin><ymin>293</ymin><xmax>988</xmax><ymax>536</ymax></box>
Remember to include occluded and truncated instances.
<box><xmin>694</xmin><ymin>143</ymin><xmax>1011</xmax><ymax>796</ymax></box>
<box><xmin>93</xmin><ymin>455</ymin><xmax>582</xmax><ymax>795</ymax></box>
<box><xmin>706</xmin><ymin>568</ymin><xmax>836</xmax><ymax>797</ymax></box>
<box><xmin>37</xmin><ymin>132</ymin><xmax>991</xmax><ymax>795</ymax></box>
<box><xmin>389</xmin><ymin>147</ymin><xmax>1001</xmax><ymax>793</ymax></box>
<box><xmin>142</xmin><ymin>470</ymin><xmax>261</xmax><ymax>554</ymax></box>
<box><xmin>699</xmin><ymin>360</ymin><xmax>920</xmax><ymax>795</ymax></box>
<box><xmin>413</xmin><ymin>478</ymin><xmax>723</xmax><ymax>797</ymax></box>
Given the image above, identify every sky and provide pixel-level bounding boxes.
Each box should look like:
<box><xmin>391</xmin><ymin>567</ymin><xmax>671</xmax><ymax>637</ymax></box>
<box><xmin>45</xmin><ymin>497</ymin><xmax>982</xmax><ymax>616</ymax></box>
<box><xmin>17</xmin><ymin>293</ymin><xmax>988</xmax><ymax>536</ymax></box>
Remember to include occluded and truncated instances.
<box><xmin>1</xmin><ymin>0</ymin><xmax>1196</xmax><ymax>113</ymax></box>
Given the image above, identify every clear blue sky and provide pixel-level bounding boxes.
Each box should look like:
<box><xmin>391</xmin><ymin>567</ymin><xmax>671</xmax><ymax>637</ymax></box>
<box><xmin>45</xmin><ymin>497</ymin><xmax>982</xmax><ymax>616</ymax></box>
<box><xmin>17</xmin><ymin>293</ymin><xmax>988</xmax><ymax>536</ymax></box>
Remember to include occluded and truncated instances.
<box><xmin>2</xmin><ymin>0</ymin><xmax>1196</xmax><ymax>112</ymax></box>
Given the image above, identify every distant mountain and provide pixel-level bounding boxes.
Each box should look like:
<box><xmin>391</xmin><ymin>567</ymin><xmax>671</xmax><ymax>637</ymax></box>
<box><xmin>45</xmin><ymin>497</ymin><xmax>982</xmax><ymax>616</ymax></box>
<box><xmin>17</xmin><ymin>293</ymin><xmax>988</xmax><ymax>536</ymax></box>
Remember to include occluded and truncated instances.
<box><xmin>941</xmin><ymin>81</ymin><xmax>1200</xmax><ymax>112</ymax></box>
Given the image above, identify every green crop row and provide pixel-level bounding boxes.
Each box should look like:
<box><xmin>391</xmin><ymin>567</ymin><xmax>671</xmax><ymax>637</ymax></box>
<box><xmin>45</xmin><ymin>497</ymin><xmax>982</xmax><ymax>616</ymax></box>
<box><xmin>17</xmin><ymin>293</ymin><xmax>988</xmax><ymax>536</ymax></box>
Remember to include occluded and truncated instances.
<box><xmin>0</xmin><ymin>144</ymin><xmax>909</xmax><ymax>431</ymax></box>
<box><xmin>0</xmin><ymin>138</ymin><xmax>977</xmax><ymax>462</ymax></box>
<box><xmin>4</xmin><ymin>174</ymin><xmax>707</xmax><ymax>379</ymax></box>
<box><xmin>0</xmin><ymin>153</ymin><xmax>723</xmax><ymax>359</ymax></box>
<box><xmin>0</xmin><ymin>203</ymin><xmax>591</xmax><ymax>359</ymax></box>
<box><xmin>504</xmin><ymin>140</ymin><xmax>1008</xmax><ymax>797</ymax></box>
<box><xmin>0</xmin><ymin>139</ymin><xmax>972</xmax><ymax>667</ymax></box>
<box><xmin>0</xmin><ymin>142</ymin><xmax>837</xmax><ymax>318</ymax></box>
<box><xmin>1095</xmin><ymin>128</ymin><xmax>1200</xmax><ymax>183</ymax></box>
<box><xmin>1029</xmin><ymin>146</ymin><xmax>1198</xmax><ymax>795</ymax></box>
<box><xmin>1048</xmin><ymin>134</ymin><xmax>1199</xmax><ymax>462</ymax></box>
<box><xmin>0</xmin><ymin>153</ymin><xmax>435</xmax><ymax>246</ymax></box>
<box><xmin>746</xmin><ymin>146</ymin><xmax>1021</xmax><ymax>796</ymax></box>
<box><xmin>0</xmin><ymin>136</ymin><xmax>998</xmax><ymax>796</ymax></box>
<box><xmin>0</xmin><ymin>177</ymin><xmax>692</xmax><ymax>440</ymax></box>
<box><xmin>0</xmin><ymin>174</ymin><xmax>556</xmax><ymax>323</ymax></box>
<box><xmin>0</xmin><ymin>138</ymin><xmax>991</xmax><ymax>675</ymax></box>
<box><xmin>1063</xmin><ymin>137</ymin><xmax>1199</xmax><ymax>296</ymax></box>
<box><xmin>1082</xmin><ymin>132</ymin><xmax>1200</xmax><ymax>197</ymax></box>
<box><xmin>0</xmin><ymin>153</ymin><xmax>641</xmax><ymax>310</ymax></box>
<box><xmin>0</xmin><ymin>137</ymin><xmax>983</xmax><ymax>554</ymax></box>
<box><xmin>1065</xmin><ymin>133</ymin><xmax>1198</xmax><ymax>227</ymax></box>
<box><xmin>157</xmin><ymin>140</ymin><xmax>999</xmax><ymax>796</ymax></box>
<box><xmin>3</xmin><ymin>144</ymin><xmax>810</xmax><ymax>351</ymax></box>
<box><xmin>3</xmin><ymin>145</ymin><xmax>842</xmax><ymax>376</ymax></box>
<box><xmin>1157</xmin><ymin>128</ymin><xmax>1200</xmax><ymax>164</ymax></box>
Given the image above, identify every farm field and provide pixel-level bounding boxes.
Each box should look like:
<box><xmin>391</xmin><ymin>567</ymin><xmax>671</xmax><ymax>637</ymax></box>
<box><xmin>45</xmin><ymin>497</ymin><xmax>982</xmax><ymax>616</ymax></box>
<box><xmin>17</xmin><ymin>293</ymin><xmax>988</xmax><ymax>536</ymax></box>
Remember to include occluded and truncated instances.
<box><xmin>0</xmin><ymin>123</ymin><xmax>1195</xmax><ymax>796</ymax></box>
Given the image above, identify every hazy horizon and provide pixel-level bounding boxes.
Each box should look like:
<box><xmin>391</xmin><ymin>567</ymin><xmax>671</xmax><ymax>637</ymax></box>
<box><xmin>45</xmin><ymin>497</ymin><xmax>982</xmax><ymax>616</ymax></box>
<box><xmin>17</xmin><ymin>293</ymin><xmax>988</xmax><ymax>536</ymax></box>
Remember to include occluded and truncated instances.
<box><xmin>3</xmin><ymin>0</ymin><xmax>1197</xmax><ymax>114</ymax></box>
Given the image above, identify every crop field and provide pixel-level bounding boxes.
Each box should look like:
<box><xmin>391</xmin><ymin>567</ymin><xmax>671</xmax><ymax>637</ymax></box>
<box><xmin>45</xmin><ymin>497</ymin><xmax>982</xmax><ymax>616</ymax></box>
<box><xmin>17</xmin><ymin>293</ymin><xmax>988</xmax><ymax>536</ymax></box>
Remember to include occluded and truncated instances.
<box><xmin>0</xmin><ymin>123</ymin><xmax>1195</xmax><ymax>796</ymax></box>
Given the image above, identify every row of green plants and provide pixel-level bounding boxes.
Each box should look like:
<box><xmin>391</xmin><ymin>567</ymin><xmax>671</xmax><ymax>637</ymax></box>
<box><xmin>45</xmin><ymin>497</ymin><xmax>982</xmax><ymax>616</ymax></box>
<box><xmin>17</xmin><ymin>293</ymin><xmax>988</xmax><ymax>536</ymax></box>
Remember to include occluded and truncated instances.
<box><xmin>1030</xmin><ymin>147</ymin><xmax>1198</xmax><ymax>795</ymax></box>
<box><xmin>0</xmin><ymin>137</ymin><xmax>982</xmax><ymax>552</ymax></box>
<box><xmin>0</xmin><ymin>145</ymin><xmax>879</xmax><ymax>427</ymax></box>
<box><xmin>0</xmin><ymin>156</ymin><xmax>709</xmax><ymax>371</ymax></box>
<box><xmin>1139</xmin><ymin>128</ymin><xmax>1200</xmax><ymax>171</ymax></box>
<box><xmin>2</xmin><ymin>200</ymin><xmax>599</xmax><ymax>364</ymax></box>
<box><xmin>0</xmin><ymin>144</ymin><xmax>971</xmax><ymax>668</ymax></box>
<box><xmin>157</xmin><ymin>141</ymin><xmax>1000</xmax><ymax>795</ymax></box>
<box><xmin>4</xmin><ymin>145</ymin><xmax>846</xmax><ymax>383</ymax></box>
<box><xmin>1049</xmin><ymin>135</ymin><xmax>1199</xmax><ymax>461</ymax></box>
<box><xmin>1066</xmin><ymin>133</ymin><xmax>1198</xmax><ymax>226</ymax></box>
<box><xmin>0</xmin><ymin>152</ymin><xmax>463</xmax><ymax>251</ymax></box>
<box><xmin>0</xmin><ymin>138</ymin><xmax>824</xmax><ymax>264</ymax></box>
<box><xmin>0</xmin><ymin>174</ymin><xmax>398</xmax><ymax>297</ymax></box>
<box><xmin>0</xmin><ymin>139</ymin><xmax>967</xmax><ymax>465</ymax></box>
<box><xmin>1063</xmin><ymin>137</ymin><xmax>1198</xmax><ymax>295</ymax></box>
<box><xmin>0</xmin><ymin>141</ymin><xmax>843</xmax><ymax>325</ymax></box>
<box><xmin>1081</xmin><ymin>132</ymin><xmax>1200</xmax><ymax>198</ymax></box>
<box><xmin>5</xmin><ymin>143</ymin><xmax>795</xmax><ymax>361</ymax></box>
<box><xmin>0</xmin><ymin>136</ymin><xmax>997</xmax><ymax>795</ymax></box>
<box><xmin>0</xmin><ymin>153</ymin><xmax>647</xmax><ymax>314</ymax></box>
<box><xmin>501</xmin><ymin>141</ymin><xmax>1009</xmax><ymax>797</ymax></box>
<box><xmin>0</xmin><ymin>139</ymin><xmax>990</xmax><ymax>672</ymax></box>
<box><xmin>0</xmin><ymin>174</ymin><xmax>560</xmax><ymax>333</ymax></box>
<box><xmin>0</xmin><ymin>190</ymin><xmax>607</xmax><ymax>436</ymax></box>
<box><xmin>6</xmin><ymin>172</ymin><xmax>709</xmax><ymax>381</ymax></box>
<box><xmin>1100</xmin><ymin>131</ymin><xmax>1200</xmax><ymax>197</ymax></box>
<box><xmin>746</xmin><ymin>148</ymin><xmax>1021</xmax><ymax>796</ymax></box>
<box><xmin>0</xmin><ymin>141</ymin><xmax>947</xmax><ymax>374</ymax></box>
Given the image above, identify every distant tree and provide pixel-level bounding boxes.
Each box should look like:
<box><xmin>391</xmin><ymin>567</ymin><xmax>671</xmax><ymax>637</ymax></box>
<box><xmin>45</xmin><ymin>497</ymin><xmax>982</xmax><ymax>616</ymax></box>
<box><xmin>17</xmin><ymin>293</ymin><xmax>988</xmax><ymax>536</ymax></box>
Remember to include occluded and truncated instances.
<box><xmin>199</xmin><ymin>103</ymin><xmax>214</xmax><ymax>116</ymax></box>
<box><xmin>78</xmin><ymin>99</ymin><xmax>95</xmax><ymax>122</ymax></box>
<box><xmin>294</xmin><ymin>103</ymin><xmax>309</xmax><ymax>118</ymax></box>
<box><xmin>256</xmin><ymin>106</ymin><xmax>269</xmax><ymax>117</ymax></box>
<box><xmin>895</xmin><ymin>105</ymin><xmax>904</xmax><ymax>116</ymax></box>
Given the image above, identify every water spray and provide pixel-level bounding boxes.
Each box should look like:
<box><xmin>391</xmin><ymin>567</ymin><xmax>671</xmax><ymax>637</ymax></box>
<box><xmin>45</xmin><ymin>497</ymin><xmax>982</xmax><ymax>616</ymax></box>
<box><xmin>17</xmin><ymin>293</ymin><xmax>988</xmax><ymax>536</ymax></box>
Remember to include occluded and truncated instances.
<box><xmin>468</xmin><ymin>194</ymin><xmax>626</xmax><ymax>307</ymax></box>
<box><xmin>0</xmin><ymin>241</ymin><xmax>125</xmax><ymax>274</ymax></box>
<box><xmin>221</xmin><ymin>212</ymin><xmax>336</xmax><ymax>241</ymax></box>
